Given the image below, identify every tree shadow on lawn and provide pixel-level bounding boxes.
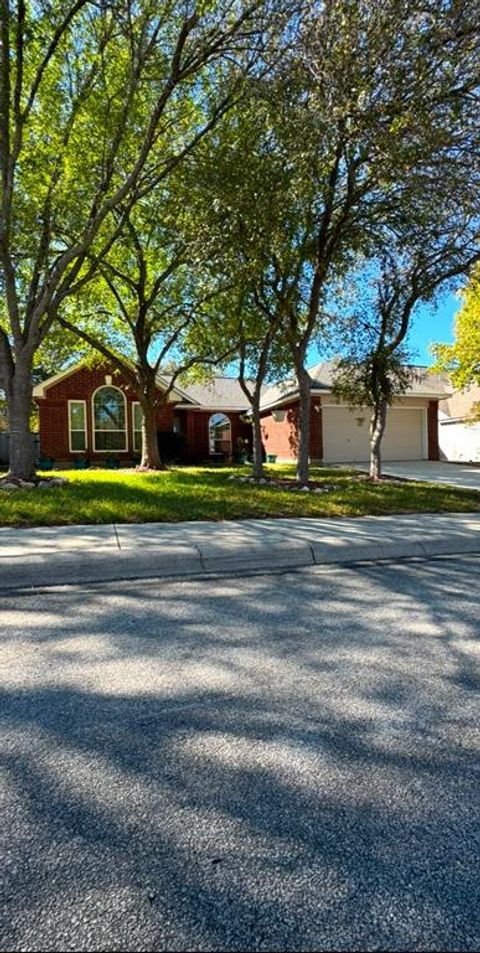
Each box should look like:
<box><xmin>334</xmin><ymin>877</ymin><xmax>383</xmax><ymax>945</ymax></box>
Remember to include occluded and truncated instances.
<box><xmin>2</xmin><ymin>465</ymin><xmax>480</xmax><ymax>529</ymax></box>
<box><xmin>1</xmin><ymin>560</ymin><xmax>480</xmax><ymax>950</ymax></box>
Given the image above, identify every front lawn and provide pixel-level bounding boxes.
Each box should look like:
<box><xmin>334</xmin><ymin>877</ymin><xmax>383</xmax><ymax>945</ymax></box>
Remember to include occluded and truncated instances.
<box><xmin>0</xmin><ymin>464</ymin><xmax>479</xmax><ymax>528</ymax></box>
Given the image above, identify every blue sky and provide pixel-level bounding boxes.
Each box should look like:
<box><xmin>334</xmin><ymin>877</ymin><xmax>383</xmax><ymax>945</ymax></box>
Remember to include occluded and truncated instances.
<box><xmin>306</xmin><ymin>288</ymin><xmax>460</xmax><ymax>370</ymax></box>
<box><xmin>405</xmin><ymin>290</ymin><xmax>460</xmax><ymax>366</ymax></box>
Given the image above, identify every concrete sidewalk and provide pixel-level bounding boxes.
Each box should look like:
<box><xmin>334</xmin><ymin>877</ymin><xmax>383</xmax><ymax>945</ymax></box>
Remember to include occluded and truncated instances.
<box><xmin>1</xmin><ymin>512</ymin><xmax>480</xmax><ymax>589</ymax></box>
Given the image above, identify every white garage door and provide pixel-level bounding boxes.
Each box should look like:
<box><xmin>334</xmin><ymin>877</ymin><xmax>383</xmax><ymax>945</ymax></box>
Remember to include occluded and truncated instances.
<box><xmin>323</xmin><ymin>406</ymin><xmax>425</xmax><ymax>463</ymax></box>
<box><xmin>382</xmin><ymin>409</ymin><xmax>424</xmax><ymax>460</ymax></box>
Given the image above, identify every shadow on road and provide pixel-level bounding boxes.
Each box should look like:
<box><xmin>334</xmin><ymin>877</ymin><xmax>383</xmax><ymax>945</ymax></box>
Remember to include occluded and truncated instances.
<box><xmin>1</xmin><ymin>558</ymin><xmax>479</xmax><ymax>951</ymax></box>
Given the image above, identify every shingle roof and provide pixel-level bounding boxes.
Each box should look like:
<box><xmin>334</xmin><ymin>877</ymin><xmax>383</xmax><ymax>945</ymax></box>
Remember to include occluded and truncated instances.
<box><xmin>259</xmin><ymin>361</ymin><xmax>450</xmax><ymax>410</ymax></box>
<box><xmin>33</xmin><ymin>358</ymin><xmax>450</xmax><ymax>411</ymax></box>
<box><xmin>402</xmin><ymin>367</ymin><xmax>451</xmax><ymax>397</ymax></box>
<box><xmin>177</xmin><ymin>377</ymin><xmax>250</xmax><ymax>410</ymax></box>
<box><xmin>259</xmin><ymin>362</ymin><xmax>333</xmax><ymax>410</ymax></box>
<box><xmin>313</xmin><ymin>361</ymin><xmax>450</xmax><ymax>396</ymax></box>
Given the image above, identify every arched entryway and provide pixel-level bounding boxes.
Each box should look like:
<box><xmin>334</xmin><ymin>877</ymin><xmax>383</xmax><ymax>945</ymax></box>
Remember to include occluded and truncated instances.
<box><xmin>208</xmin><ymin>413</ymin><xmax>232</xmax><ymax>458</ymax></box>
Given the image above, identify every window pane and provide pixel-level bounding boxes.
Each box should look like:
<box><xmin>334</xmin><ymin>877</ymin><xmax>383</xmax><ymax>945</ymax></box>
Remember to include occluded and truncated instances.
<box><xmin>71</xmin><ymin>430</ymin><xmax>86</xmax><ymax>451</ymax></box>
<box><xmin>94</xmin><ymin>387</ymin><xmax>125</xmax><ymax>430</ymax></box>
<box><xmin>133</xmin><ymin>403</ymin><xmax>143</xmax><ymax>430</ymax></box>
<box><xmin>69</xmin><ymin>402</ymin><xmax>85</xmax><ymax>429</ymax></box>
<box><xmin>95</xmin><ymin>431</ymin><xmax>126</xmax><ymax>451</ymax></box>
<box><xmin>208</xmin><ymin>413</ymin><xmax>231</xmax><ymax>454</ymax></box>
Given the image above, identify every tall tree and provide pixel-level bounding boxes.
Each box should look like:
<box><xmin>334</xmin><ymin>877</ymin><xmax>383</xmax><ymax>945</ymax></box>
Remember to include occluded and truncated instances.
<box><xmin>264</xmin><ymin>0</ymin><xmax>480</xmax><ymax>482</ymax></box>
<box><xmin>331</xmin><ymin>216</ymin><xmax>480</xmax><ymax>479</ymax></box>
<box><xmin>286</xmin><ymin>0</ymin><xmax>480</xmax><ymax>480</ymax></box>
<box><xmin>236</xmin><ymin>306</ymin><xmax>290</xmax><ymax>480</ymax></box>
<box><xmin>0</xmin><ymin>0</ymin><xmax>280</xmax><ymax>480</ymax></box>
<box><xmin>187</xmin><ymin>97</ymin><xmax>295</xmax><ymax>479</ymax></box>
<box><xmin>57</xmin><ymin>194</ymin><xmax>231</xmax><ymax>469</ymax></box>
<box><xmin>129</xmin><ymin>0</ymin><xmax>480</xmax><ymax>486</ymax></box>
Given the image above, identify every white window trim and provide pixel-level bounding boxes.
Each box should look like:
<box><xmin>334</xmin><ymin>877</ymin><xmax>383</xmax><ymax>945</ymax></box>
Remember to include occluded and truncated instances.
<box><xmin>132</xmin><ymin>401</ymin><xmax>143</xmax><ymax>453</ymax></box>
<box><xmin>208</xmin><ymin>413</ymin><xmax>232</xmax><ymax>455</ymax></box>
<box><xmin>68</xmin><ymin>399</ymin><xmax>87</xmax><ymax>453</ymax></box>
<box><xmin>92</xmin><ymin>385</ymin><xmax>128</xmax><ymax>453</ymax></box>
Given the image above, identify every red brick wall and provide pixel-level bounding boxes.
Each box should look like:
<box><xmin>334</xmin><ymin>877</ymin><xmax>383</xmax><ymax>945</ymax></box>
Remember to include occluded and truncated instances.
<box><xmin>37</xmin><ymin>365</ymin><xmax>174</xmax><ymax>463</ymax></box>
<box><xmin>37</xmin><ymin>364</ymin><xmax>250</xmax><ymax>464</ymax></box>
<box><xmin>184</xmin><ymin>410</ymin><xmax>250</xmax><ymax>463</ymax></box>
<box><xmin>260</xmin><ymin>398</ymin><xmax>323</xmax><ymax>461</ymax></box>
<box><xmin>261</xmin><ymin>402</ymin><xmax>299</xmax><ymax>460</ymax></box>
<box><xmin>428</xmin><ymin>400</ymin><xmax>440</xmax><ymax>461</ymax></box>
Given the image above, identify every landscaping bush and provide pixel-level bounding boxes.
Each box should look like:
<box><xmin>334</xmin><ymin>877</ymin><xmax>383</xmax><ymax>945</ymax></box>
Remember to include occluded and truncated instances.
<box><xmin>158</xmin><ymin>431</ymin><xmax>186</xmax><ymax>463</ymax></box>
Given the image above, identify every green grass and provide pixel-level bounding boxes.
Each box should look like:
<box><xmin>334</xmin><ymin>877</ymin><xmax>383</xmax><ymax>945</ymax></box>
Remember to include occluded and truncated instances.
<box><xmin>0</xmin><ymin>464</ymin><xmax>479</xmax><ymax>528</ymax></box>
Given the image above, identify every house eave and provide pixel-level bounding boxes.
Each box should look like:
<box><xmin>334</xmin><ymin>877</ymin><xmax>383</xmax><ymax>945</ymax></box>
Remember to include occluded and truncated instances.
<box><xmin>174</xmin><ymin>403</ymin><xmax>249</xmax><ymax>413</ymax></box>
<box><xmin>33</xmin><ymin>360</ymin><xmax>189</xmax><ymax>405</ymax></box>
<box><xmin>258</xmin><ymin>387</ymin><xmax>327</xmax><ymax>414</ymax></box>
<box><xmin>258</xmin><ymin>388</ymin><xmax>449</xmax><ymax>414</ymax></box>
<box><xmin>33</xmin><ymin>360</ymin><xmax>87</xmax><ymax>399</ymax></box>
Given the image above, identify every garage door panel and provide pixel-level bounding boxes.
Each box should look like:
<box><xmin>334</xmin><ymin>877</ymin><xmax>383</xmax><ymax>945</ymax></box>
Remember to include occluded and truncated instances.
<box><xmin>322</xmin><ymin>407</ymin><xmax>370</xmax><ymax>462</ymax></box>
<box><xmin>323</xmin><ymin>406</ymin><xmax>424</xmax><ymax>463</ymax></box>
<box><xmin>382</xmin><ymin>409</ymin><xmax>424</xmax><ymax>460</ymax></box>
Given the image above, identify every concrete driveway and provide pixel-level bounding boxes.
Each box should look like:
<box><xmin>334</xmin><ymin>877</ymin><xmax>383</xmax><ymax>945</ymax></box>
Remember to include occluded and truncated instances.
<box><xmin>1</xmin><ymin>558</ymin><xmax>480</xmax><ymax>951</ymax></box>
<box><xmin>355</xmin><ymin>460</ymin><xmax>480</xmax><ymax>490</ymax></box>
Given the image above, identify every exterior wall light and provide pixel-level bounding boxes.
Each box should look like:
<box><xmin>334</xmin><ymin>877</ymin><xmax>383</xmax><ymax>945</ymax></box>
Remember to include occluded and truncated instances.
<box><xmin>272</xmin><ymin>408</ymin><xmax>286</xmax><ymax>423</ymax></box>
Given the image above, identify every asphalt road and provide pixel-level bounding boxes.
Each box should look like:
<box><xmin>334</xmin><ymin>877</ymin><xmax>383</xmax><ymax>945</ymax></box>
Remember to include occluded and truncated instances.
<box><xmin>1</xmin><ymin>556</ymin><xmax>479</xmax><ymax>952</ymax></box>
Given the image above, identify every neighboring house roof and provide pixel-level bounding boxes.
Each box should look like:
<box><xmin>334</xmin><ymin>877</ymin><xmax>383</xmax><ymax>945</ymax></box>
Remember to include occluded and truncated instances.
<box><xmin>439</xmin><ymin>383</ymin><xmax>480</xmax><ymax>423</ymax></box>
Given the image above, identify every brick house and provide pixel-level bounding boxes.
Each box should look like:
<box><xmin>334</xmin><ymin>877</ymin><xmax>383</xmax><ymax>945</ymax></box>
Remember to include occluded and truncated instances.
<box><xmin>33</xmin><ymin>360</ymin><xmax>447</xmax><ymax>466</ymax></box>
<box><xmin>257</xmin><ymin>363</ymin><xmax>447</xmax><ymax>463</ymax></box>
<box><xmin>33</xmin><ymin>363</ymin><xmax>251</xmax><ymax>466</ymax></box>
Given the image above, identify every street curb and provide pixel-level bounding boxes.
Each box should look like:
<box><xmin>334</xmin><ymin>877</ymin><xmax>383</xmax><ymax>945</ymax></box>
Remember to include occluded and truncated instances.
<box><xmin>1</xmin><ymin>530</ymin><xmax>480</xmax><ymax>590</ymax></box>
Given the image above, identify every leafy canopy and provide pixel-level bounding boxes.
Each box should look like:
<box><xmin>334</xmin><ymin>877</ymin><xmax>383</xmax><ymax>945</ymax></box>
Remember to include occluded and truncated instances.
<box><xmin>432</xmin><ymin>272</ymin><xmax>480</xmax><ymax>390</ymax></box>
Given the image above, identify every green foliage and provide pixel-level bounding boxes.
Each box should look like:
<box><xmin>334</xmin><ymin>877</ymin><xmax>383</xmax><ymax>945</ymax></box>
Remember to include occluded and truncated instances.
<box><xmin>186</xmin><ymin>0</ymin><xmax>480</xmax><ymax>401</ymax></box>
<box><xmin>60</xmin><ymin>181</ymin><xmax>229</xmax><ymax>391</ymax></box>
<box><xmin>1</xmin><ymin>0</ymin><xmax>286</xmax><ymax>469</ymax></box>
<box><xmin>333</xmin><ymin>351</ymin><xmax>415</xmax><ymax>411</ymax></box>
<box><xmin>432</xmin><ymin>272</ymin><xmax>480</xmax><ymax>389</ymax></box>
<box><xmin>3</xmin><ymin>0</ymin><xmax>480</xmax><ymax>481</ymax></box>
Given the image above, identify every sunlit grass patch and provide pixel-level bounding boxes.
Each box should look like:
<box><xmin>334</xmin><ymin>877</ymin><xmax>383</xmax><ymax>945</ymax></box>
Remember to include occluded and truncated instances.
<box><xmin>0</xmin><ymin>463</ymin><xmax>479</xmax><ymax>527</ymax></box>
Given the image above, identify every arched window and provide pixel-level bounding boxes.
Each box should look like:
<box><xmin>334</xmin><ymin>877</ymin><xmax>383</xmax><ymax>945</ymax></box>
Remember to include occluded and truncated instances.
<box><xmin>93</xmin><ymin>386</ymin><xmax>127</xmax><ymax>452</ymax></box>
<box><xmin>208</xmin><ymin>413</ymin><xmax>231</xmax><ymax>456</ymax></box>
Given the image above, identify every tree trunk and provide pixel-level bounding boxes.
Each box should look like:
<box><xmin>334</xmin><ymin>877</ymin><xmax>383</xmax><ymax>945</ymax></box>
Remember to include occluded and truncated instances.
<box><xmin>369</xmin><ymin>399</ymin><xmax>388</xmax><ymax>480</ymax></box>
<box><xmin>251</xmin><ymin>397</ymin><xmax>264</xmax><ymax>480</ymax></box>
<box><xmin>138</xmin><ymin>396</ymin><xmax>165</xmax><ymax>470</ymax></box>
<box><xmin>296</xmin><ymin>363</ymin><xmax>311</xmax><ymax>484</ymax></box>
<box><xmin>6</xmin><ymin>359</ymin><xmax>36</xmax><ymax>482</ymax></box>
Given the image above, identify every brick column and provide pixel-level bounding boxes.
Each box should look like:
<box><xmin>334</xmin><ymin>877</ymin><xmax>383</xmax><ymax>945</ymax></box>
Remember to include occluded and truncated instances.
<box><xmin>309</xmin><ymin>398</ymin><xmax>323</xmax><ymax>463</ymax></box>
<box><xmin>185</xmin><ymin>411</ymin><xmax>197</xmax><ymax>462</ymax></box>
<box><xmin>428</xmin><ymin>400</ymin><xmax>439</xmax><ymax>460</ymax></box>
